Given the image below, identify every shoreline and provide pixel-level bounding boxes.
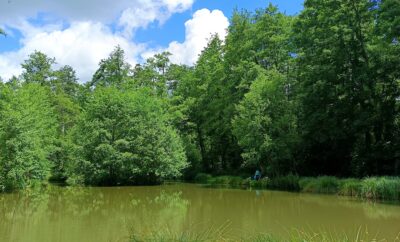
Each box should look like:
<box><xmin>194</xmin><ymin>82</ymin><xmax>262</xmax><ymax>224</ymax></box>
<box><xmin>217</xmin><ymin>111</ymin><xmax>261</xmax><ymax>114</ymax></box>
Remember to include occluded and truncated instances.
<box><xmin>191</xmin><ymin>174</ymin><xmax>400</xmax><ymax>203</ymax></box>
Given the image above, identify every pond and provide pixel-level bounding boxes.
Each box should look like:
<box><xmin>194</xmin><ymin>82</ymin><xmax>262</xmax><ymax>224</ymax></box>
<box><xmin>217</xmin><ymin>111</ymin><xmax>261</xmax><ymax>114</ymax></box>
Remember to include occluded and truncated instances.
<box><xmin>0</xmin><ymin>183</ymin><xmax>399</xmax><ymax>241</ymax></box>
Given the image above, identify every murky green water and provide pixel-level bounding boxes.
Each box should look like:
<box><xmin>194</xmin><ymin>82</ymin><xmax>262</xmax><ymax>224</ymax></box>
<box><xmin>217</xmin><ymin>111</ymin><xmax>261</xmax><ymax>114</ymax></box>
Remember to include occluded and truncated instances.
<box><xmin>0</xmin><ymin>183</ymin><xmax>400</xmax><ymax>241</ymax></box>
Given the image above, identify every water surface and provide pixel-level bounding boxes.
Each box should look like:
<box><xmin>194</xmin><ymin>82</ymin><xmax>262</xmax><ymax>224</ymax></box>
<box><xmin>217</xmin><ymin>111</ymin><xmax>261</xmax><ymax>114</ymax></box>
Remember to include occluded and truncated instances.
<box><xmin>0</xmin><ymin>183</ymin><xmax>400</xmax><ymax>241</ymax></box>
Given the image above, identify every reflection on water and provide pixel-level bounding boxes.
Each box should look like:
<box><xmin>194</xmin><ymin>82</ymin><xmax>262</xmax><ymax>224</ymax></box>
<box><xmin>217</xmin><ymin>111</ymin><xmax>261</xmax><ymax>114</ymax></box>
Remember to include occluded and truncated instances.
<box><xmin>0</xmin><ymin>183</ymin><xmax>399</xmax><ymax>242</ymax></box>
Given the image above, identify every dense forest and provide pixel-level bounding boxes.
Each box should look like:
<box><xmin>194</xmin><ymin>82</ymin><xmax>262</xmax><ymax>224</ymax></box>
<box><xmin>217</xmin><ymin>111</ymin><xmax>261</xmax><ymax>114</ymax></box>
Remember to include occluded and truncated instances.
<box><xmin>0</xmin><ymin>0</ymin><xmax>399</xmax><ymax>192</ymax></box>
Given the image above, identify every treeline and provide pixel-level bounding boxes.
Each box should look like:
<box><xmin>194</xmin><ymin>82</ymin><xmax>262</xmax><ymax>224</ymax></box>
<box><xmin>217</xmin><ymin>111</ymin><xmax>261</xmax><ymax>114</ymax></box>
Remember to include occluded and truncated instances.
<box><xmin>0</xmin><ymin>49</ymin><xmax>188</xmax><ymax>191</ymax></box>
<box><xmin>0</xmin><ymin>0</ymin><xmax>399</xmax><ymax>191</ymax></box>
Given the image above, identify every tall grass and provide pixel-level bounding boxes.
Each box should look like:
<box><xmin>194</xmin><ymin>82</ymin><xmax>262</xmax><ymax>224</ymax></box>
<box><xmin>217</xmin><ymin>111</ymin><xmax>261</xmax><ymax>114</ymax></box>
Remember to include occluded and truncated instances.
<box><xmin>359</xmin><ymin>177</ymin><xmax>400</xmax><ymax>201</ymax></box>
<box><xmin>338</xmin><ymin>179</ymin><xmax>362</xmax><ymax>197</ymax></box>
<box><xmin>129</xmin><ymin>227</ymin><xmax>394</xmax><ymax>242</ymax></box>
<box><xmin>267</xmin><ymin>175</ymin><xmax>300</xmax><ymax>191</ymax></box>
<box><xmin>299</xmin><ymin>176</ymin><xmax>340</xmax><ymax>194</ymax></box>
<box><xmin>192</xmin><ymin>173</ymin><xmax>400</xmax><ymax>202</ymax></box>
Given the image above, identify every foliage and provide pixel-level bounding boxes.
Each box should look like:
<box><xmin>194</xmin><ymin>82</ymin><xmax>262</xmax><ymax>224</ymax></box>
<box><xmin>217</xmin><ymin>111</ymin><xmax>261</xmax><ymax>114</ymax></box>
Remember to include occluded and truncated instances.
<box><xmin>70</xmin><ymin>87</ymin><xmax>187</xmax><ymax>185</ymax></box>
<box><xmin>233</xmin><ymin>68</ymin><xmax>299</xmax><ymax>176</ymax></box>
<box><xmin>21</xmin><ymin>51</ymin><xmax>56</xmax><ymax>85</ymax></box>
<box><xmin>0</xmin><ymin>84</ymin><xmax>57</xmax><ymax>191</ymax></box>
<box><xmin>194</xmin><ymin>173</ymin><xmax>213</xmax><ymax>184</ymax></box>
<box><xmin>132</xmin><ymin>52</ymin><xmax>172</xmax><ymax>96</ymax></box>
<box><xmin>90</xmin><ymin>46</ymin><xmax>132</xmax><ymax>88</ymax></box>
<box><xmin>294</xmin><ymin>0</ymin><xmax>400</xmax><ymax>176</ymax></box>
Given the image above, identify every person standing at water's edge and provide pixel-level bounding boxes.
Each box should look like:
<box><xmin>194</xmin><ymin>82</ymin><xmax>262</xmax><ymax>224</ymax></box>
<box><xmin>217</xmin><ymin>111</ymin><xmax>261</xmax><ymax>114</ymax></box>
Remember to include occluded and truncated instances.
<box><xmin>254</xmin><ymin>169</ymin><xmax>261</xmax><ymax>180</ymax></box>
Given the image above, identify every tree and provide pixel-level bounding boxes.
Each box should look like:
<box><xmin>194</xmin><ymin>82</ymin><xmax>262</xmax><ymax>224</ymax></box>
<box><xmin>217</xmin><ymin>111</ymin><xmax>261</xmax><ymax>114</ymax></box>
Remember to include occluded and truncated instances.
<box><xmin>21</xmin><ymin>51</ymin><xmax>56</xmax><ymax>85</ymax></box>
<box><xmin>70</xmin><ymin>87</ymin><xmax>187</xmax><ymax>185</ymax></box>
<box><xmin>49</xmin><ymin>89</ymin><xmax>81</xmax><ymax>181</ymax></box>
<box><xmin>173</xmin><ymin>35</ymin><xmax>242</xmax><ymax>173</ymax></box>
<box><xmin>294</xmin><ymin>0</ymin><xmax>378</xmax><ymax>176</ymax></box>
<box><xmin>361</xmin><ymin>0</ymin><xmax>400</xmax><ymax>175</ymax></box>
<box><xmin>233</xmin><ymin>68</ymin><xmax>299</xmax><ymax>176</ymax></box>
<box><xmin>0</xmin><ymin>84</ymin><xmax>57</xmax><ymax>191</ymax></box>
<box><xmin>90</xmin><ymin>46</ymin><xmax>132</xmax><ymax>87</ymax></box>
<box><xmin>52</xmin><ymin>65</ymin><xmax>80</xmax><ymax>98</ymax></box>
<box><xmin>132</xmin><ymin>52</ymin><xmax>172</xmax><ymax>96</ymax></box>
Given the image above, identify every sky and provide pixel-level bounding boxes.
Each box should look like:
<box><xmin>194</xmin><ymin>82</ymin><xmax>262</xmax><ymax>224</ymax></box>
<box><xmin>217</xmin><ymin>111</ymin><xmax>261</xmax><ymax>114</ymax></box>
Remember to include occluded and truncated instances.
<box><xmin>0</xmin><ymin>0</ymin><xmax>303</xmax><ymax>83</ymax></box>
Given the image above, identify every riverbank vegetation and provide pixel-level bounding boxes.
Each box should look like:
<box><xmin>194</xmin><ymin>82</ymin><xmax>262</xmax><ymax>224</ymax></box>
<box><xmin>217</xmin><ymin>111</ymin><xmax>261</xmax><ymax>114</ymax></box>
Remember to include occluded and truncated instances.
<box><xmin>194</xmin><ymin>174</ymin><xmax>400</xmax><ymax>202</ymax></box>
<box><xmin>1</xmin><ymin>0</ymin><xmax>400</xmax><ymax>192</ymax></box>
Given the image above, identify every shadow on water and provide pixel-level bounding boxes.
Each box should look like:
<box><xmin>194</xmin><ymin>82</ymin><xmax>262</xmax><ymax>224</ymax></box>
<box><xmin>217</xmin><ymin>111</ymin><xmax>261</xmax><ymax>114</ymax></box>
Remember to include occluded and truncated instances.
<box><xmin>0</xmin><ymin>183</ymin><xmax>399</xmax><ymax>242</ymax></box>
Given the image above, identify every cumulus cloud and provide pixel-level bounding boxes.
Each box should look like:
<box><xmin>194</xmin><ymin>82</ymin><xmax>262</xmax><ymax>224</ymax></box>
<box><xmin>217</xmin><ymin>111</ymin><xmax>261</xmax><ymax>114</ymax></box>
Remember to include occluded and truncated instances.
<box><xmin>0</xmin><ymin>0</ymin><xmax>194</xmax><ymax>31</ymax></box>
<box><xmin>118</xmin><ymin>0</ymin><xmax>194</xmax><ymax>37</ymax></box>
<box><xmin>0</xmin><ymin>1</ymin><xmax>229</xmax><ymax>83</ymax></box>
<box><xmin>0</xmin><ymin>0</ymin><xmax>195</xmax><ymax>82</ymax></box>
<box><xmin>0</xmin><ymin>22</ymin><xmax>144</xmax><ymax>82</ymax></box>
<box><xmin>153</xmin><ymin>9</ymin><xmax>229</xmax><ymax>65</ymax></box>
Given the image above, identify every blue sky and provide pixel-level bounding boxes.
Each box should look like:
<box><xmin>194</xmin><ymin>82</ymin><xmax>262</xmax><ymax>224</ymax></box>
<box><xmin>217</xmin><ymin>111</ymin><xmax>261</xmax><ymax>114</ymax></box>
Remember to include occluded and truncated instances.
<box><xmin>135</xmin><ymin>0</ymin><xmax>303</xmax><ymax>48</ymax></box>
<box><xmin>0</xmin><ymin>0</ymin><xmax>303</xmax><ymax>82</ymax></box>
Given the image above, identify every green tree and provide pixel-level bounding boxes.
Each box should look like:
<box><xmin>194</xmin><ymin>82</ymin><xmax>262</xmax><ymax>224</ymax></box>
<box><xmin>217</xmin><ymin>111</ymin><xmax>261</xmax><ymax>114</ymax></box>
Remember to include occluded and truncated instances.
<box><xmin>52</xmin><ymin>65</ymin><xmax>80</xmax><ymax>98</ymax></box>
<box><xmin>71</xmin><ymin>87</ymin><xmax>187</xmax><ymax>185</ymax></box>
<box><xmin>21</xmin><ymin>51</ymin><xmax>55</xmax><ymax>85</ymax></box>
<box><xmin>0</xmin><ymin>84</ymin><xmax>57</xmax><ymax>191</ymax></box>
<box><xmin>361</xmin><ymin>0</ymin><xmax>400</xmax><ymax>175</ymax></box>
<box><xmin>90</xmin><ymin>46</ymin><xmax>132</xmax><ymax>87</ymax></box>
<box><xmin>233</xmin><ymin>68</ymin><xmax>299</xmax><ymax>176</ymax></box>
<box><xmin>174</xmin><ymin>35</ymin><xmax>240</xmax><ymax>173</ymax></box>
<box><xmin>132</xmin><ymin>52</ymin><xmax>172</xmax><ymax>96</ymax></box>
<box><xmin>49</xmin><ymin>89</ymin><xmax>81</xmax><ymax>181</ymax></box>
<box><xmin>294</xmin><ymin>0</ymin><xmax>377</xmax><ymax>176</ymax></box>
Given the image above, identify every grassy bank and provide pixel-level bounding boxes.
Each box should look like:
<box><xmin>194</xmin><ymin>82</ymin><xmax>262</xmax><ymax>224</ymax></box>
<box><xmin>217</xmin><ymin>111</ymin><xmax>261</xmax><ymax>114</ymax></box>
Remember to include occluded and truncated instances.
<box><xmin>193</xmin><ymin>173</ymin><xmax>400</xmax><ymax>202</ymax></box>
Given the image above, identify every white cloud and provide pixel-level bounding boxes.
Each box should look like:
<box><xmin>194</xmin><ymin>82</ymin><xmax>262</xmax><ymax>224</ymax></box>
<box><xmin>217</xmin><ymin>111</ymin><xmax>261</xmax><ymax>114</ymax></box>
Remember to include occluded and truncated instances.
<box><xmin>0</xmin><ymin>0</ymin><xmax>194</xmax><ymax>30</ymax></box>
<box><xmin>154</xmin><ymin>9</ymin><xmax>229</xmax><ymax>65</ymax></box>
<box><xmin>0</xmin><ymin>0</ymin><xmax>195</xmax><ymax>82</ymax></box>
<box><xmin>118</xmin><ymin>0</ymin><xmax>194</xmax><ymax>37</ymax></box>
<box><xmin>0</xmin><ymin>22</ymin><xmax>144</xmax><ymax>82</ymax></box>
<box><xmin>0</xmin><ymin>2</ymin><xmax>229</xmax><ymax>83</ymax></box>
